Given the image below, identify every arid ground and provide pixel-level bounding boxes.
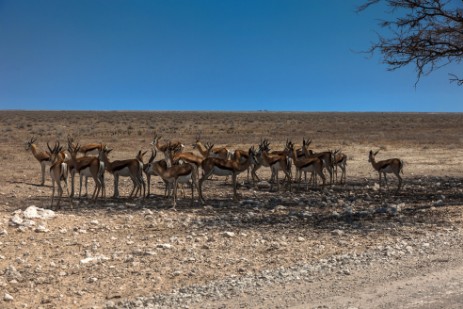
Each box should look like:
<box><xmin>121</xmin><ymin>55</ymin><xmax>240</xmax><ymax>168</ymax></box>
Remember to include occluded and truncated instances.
<box><xmin>1</xmin><ymin>111</ymin><xmax>463</xmax><ymax>309</ymax></box>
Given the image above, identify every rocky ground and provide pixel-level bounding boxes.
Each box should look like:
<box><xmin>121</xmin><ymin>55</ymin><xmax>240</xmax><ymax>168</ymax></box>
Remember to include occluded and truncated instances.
<box><xmin>1</xmin><ymin>111</ymin><xmax>463</xmax><ymax>308</ymax></box>
<box><xmin>2</xmin><ymin>173</ymin><xmax>463</xmax><ymax>309</ymax></box>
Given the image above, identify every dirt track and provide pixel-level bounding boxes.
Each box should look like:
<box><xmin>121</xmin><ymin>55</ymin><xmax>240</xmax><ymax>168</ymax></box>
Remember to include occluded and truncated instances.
<box><xmin>1</xmin><ymin>111</ymin><xmax>463</xmax><ymax>308</ymax></box>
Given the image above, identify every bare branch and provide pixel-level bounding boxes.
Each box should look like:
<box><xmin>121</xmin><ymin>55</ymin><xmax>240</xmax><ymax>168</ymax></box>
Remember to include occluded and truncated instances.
<box><xmin>359</xmin><ymin>0</ymin><xmax>463</xmax><ymax>86</ymax></box>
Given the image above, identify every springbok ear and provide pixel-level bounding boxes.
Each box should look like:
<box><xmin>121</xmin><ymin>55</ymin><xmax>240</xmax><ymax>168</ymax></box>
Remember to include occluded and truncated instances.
<box><xmin>374</xmin><ymin>150</ymin><xmax>380</xmax><ymax>156</ymax></box>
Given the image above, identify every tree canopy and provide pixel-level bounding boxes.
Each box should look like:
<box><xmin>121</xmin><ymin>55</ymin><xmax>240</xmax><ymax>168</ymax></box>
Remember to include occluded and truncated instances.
<box><xmin>359</xmin><ymin>0</ymin><xmax>463</xmax><ymax>85</ymax></box>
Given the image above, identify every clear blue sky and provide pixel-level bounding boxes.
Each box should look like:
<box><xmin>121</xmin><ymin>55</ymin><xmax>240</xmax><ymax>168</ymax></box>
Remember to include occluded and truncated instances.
<box><xmin>0</xmin><ymin>0</ymin><xmax>461</xmax><ymax>112</ymax></box>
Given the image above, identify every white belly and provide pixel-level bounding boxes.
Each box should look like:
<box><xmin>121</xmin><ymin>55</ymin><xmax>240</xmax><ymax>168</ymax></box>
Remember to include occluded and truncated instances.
<box><xmin>177</xmin><ymin>173</ymin><xmax>192</xmax><ymax>184</ymax></box>
<box><xmin>211</xmin><ymin>167</ymin><xmax>233</xmax><ymax>177</ymax></box>
<box><xmin>381</xmin><ymin>165</ymin><xmax>396</xmax><ymax>173</ymax></box>
<box><xmin>115</xmin><ymin>167</ymin><xmax>132</xmax><ymax>177</ymax></box>
<box><xmin>80</xmin><ymin>167</ymin><xmax>93</xmax><ymax>177</ymax></box>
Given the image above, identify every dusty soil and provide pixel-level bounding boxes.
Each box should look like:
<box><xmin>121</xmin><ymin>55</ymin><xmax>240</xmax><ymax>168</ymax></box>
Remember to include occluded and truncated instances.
<box><xmin>1</xmin><ymin>111</ymin><xmax>463</xmax><ymax>309</ymax></box>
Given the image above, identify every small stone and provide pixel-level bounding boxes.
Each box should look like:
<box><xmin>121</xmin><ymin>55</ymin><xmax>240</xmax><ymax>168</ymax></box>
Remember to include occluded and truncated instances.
<box><xmin>274</xmin><ymin>205</ymin><xmax>287</xmax><ymax>211</ymax></box>
<box><xmin>4</xmin><ymin>293</ymin><xmax>13</xmax><ymax>301</ymax></box>
<box><xmin>10</xmin><ymin>214</ymin><xmax>23</xmax><ymax>226</ymax></box>
<box><xmin>35</xmin><ymin>224</ymin><xmax>49</xmax><ymax>233</ymax></box>
<box><xmin>405</xmin><ymin>246</ymin><xmax>414</xmax><ymax>254</ymax></box>
<box><xmin>156</xmin><ymin>243</ymin><xmax>173</xmax><ymax>249</ymax></box>
<box><xmin>223</xmin><ymin>231</ymin><xmax>235</xmax><ymax>238</ymax></box>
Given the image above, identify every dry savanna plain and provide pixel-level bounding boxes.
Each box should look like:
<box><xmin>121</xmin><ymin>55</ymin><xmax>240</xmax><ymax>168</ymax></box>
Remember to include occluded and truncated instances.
<box><xmin>1</xmin><ymin>111</ymin><xmax>463</xmax><ymax>309</ymax></box>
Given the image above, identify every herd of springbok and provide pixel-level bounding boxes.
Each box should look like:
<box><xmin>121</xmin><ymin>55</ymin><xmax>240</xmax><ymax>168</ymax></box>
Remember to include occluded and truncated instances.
<box><xmin>24</xmin><ymin>134</ymin><xmax>404</xmax><ymax>209</ymax></box>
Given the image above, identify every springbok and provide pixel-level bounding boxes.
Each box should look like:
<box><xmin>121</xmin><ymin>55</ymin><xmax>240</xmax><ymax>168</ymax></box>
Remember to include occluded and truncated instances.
<box><xmin>333</xmin><ymin>149</ymin><xmax>347</xmax><ymax>184</ymax></box>
<box><xmin>257</xmin><ymin>139</ymin><xmax>292</xmax><ymax>191</ymax></box>
<box><xmin>287</xmin><ymin>140</ymin><xmax>325</xmax><ymax>190</ymax></box>
<box><xmin>47</xmin><ymin>142</ymin><xmax>71</xmax><ymax>209</ymax></box>
<box><xmin>143</xmin><ymin>150</ymin><xmax>170</xmax><ymax>197</ymax></box>
<box><xmin>151</xmin><ymin>133</ymin><xmax>184</xmax><ymax>162</ymax></box>
<box><xmin>192</xmin><ymin>134</ymin><xmax>230</xmax><ymax>160</ymax></box>
<box><xmin>25</xmin><ymin>137</ymin><xmax>65</xmax><ymax>185</ymax></box>
<box><xmin>101</xmin><ymin>146</ymin><xmax>145</xmax><ymax>198</ymax></box>
<box><xmin>199</xmin><ymin>145</ymin><xmax>257</xmax><ymax>203</ymax></box>
<box><xmin>67</xmin><ymin>141</ymin><xmax>105</xmax><ymax>201</ymax></box>
<box><xmin>368</xmin><ymin>150</ymin><xmax>404</xmax><ymax>192</ymax></box>
<box><xmin>149</xmin><ymin>148</ymin><xmax>199</xmax><ymax>209</ymax></box>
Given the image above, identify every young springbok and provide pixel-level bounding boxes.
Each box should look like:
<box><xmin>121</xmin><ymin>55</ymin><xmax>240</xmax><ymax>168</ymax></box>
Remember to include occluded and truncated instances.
<box><xmin>47</xmin><ymin>142</ymin><xmax>71</xmax><ymax>209</ymax></box>
<box><xmin>368</xmin><ymin>150</ymin><xmax>404</xmax><ymax>193</ymax></box>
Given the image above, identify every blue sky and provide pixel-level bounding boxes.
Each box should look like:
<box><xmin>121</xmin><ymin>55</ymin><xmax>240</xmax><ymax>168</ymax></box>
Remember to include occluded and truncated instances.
<box><xmin>0</xmin><ymin>0</ymin><xmax>461</xmax><ymax>112</ymax></box>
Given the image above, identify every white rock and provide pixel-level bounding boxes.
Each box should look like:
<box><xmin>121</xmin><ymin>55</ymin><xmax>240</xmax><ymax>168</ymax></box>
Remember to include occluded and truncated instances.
<box><xmin>10</xmin><ymin>214</ymin><xmax>23</xmax><ymax>226</ymax></box>
<box><xmin>23</xmin><ymin>205</ymin><xmax>56</xmax><ymax>220</ymax></box>
<box><xmin>35</xmin><ymin>224</ymin><xmax>49</xmax><ymax>233</ymax></box>
<box><xmin>80</xmin><ymin>255</ymin><xmax>110</xmax><ymax>264</ymax></box>
<box><xmin>223</xmin><ymin>231</ymin><xmax>235</xmax><ymax>238</ymax></box>
<box><xmin>156</xmin><ymin>243</ymin><xmax>173</xmax><ymax>249</ymax></box>
<box><xmin>5</xmin><ymin>265</ymin><xmax>22</xmax><ymax>281</ymax></box>
<box><xmin>4</xmin><ymin>293</ymin><xmax>13</xmax><ymax>301</ymax></box>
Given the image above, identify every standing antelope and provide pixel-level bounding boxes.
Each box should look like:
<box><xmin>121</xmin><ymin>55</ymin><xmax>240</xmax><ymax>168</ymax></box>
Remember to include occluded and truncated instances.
<box><xmin>47</xmin><ymin>142</ymin><xmax>71</xmax><ymax>209</ymax></box>
<box><xmin>287</xmin><ymin>140</ymin><xmax>325</xmax><ymax>190</ymax></box>
<box><xmin>193</xmin><ymin>134</ymin><xmax>230</xmax><ymax>160</ymax></box>
<box><xmin>67</xmin><ymin>141</ymin><xmax>105</xmax><ymax>201</ymax></box>
<box><xmin>68</xmin><ymin>136</ymin><xmax>104</xmax><ymax>156</ymax></box>
<box><xmin>258</xmin><ymin>139</ymin><xmax>292</xmax><ymax>191</ymax></box>
<box><xmin>303</xmin><ymin>146</ymin><xmax>335</xmax><ymax>185</ymax></box>
<box><xmin>101</xmin><ymin>146</ymin><xmax>146</xmax><ymax>198</ymax></box>
<box><xmin>149</xmin><ymin>149</ymin><xmax>199</xmax><ymax>209</ymax></box>
<box><xmin>25</xmin><ymin>136</ymin><xmax>65</xmax><ymax>185</ymax></box>
<box><xmin>231</xmin><ymin>148</ymin><xmax>255</xmax><ymax>183</ymax></box>
<box><xmin>333</xmin><ymin>150</ymin><xmax>347</xmax><ymax>184</ymax></box>
<box><xmin>151</xmin><ymin>134</ymin><xmax>184</xmax><ymax>162</ymax></box>
<box><xmin>143</xmin><ymin>150</ymin><xmax>170</xmax><ymax>197</ymax></box>
<box><xmin>368</xmin><ymin>150</ymin><xmax>404</xmax><ymax>192</ymax></box>
<box><xmin>199</xmin><ymin>145</ymin><xmax>257</xmax><ymax>203</ymax></box>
